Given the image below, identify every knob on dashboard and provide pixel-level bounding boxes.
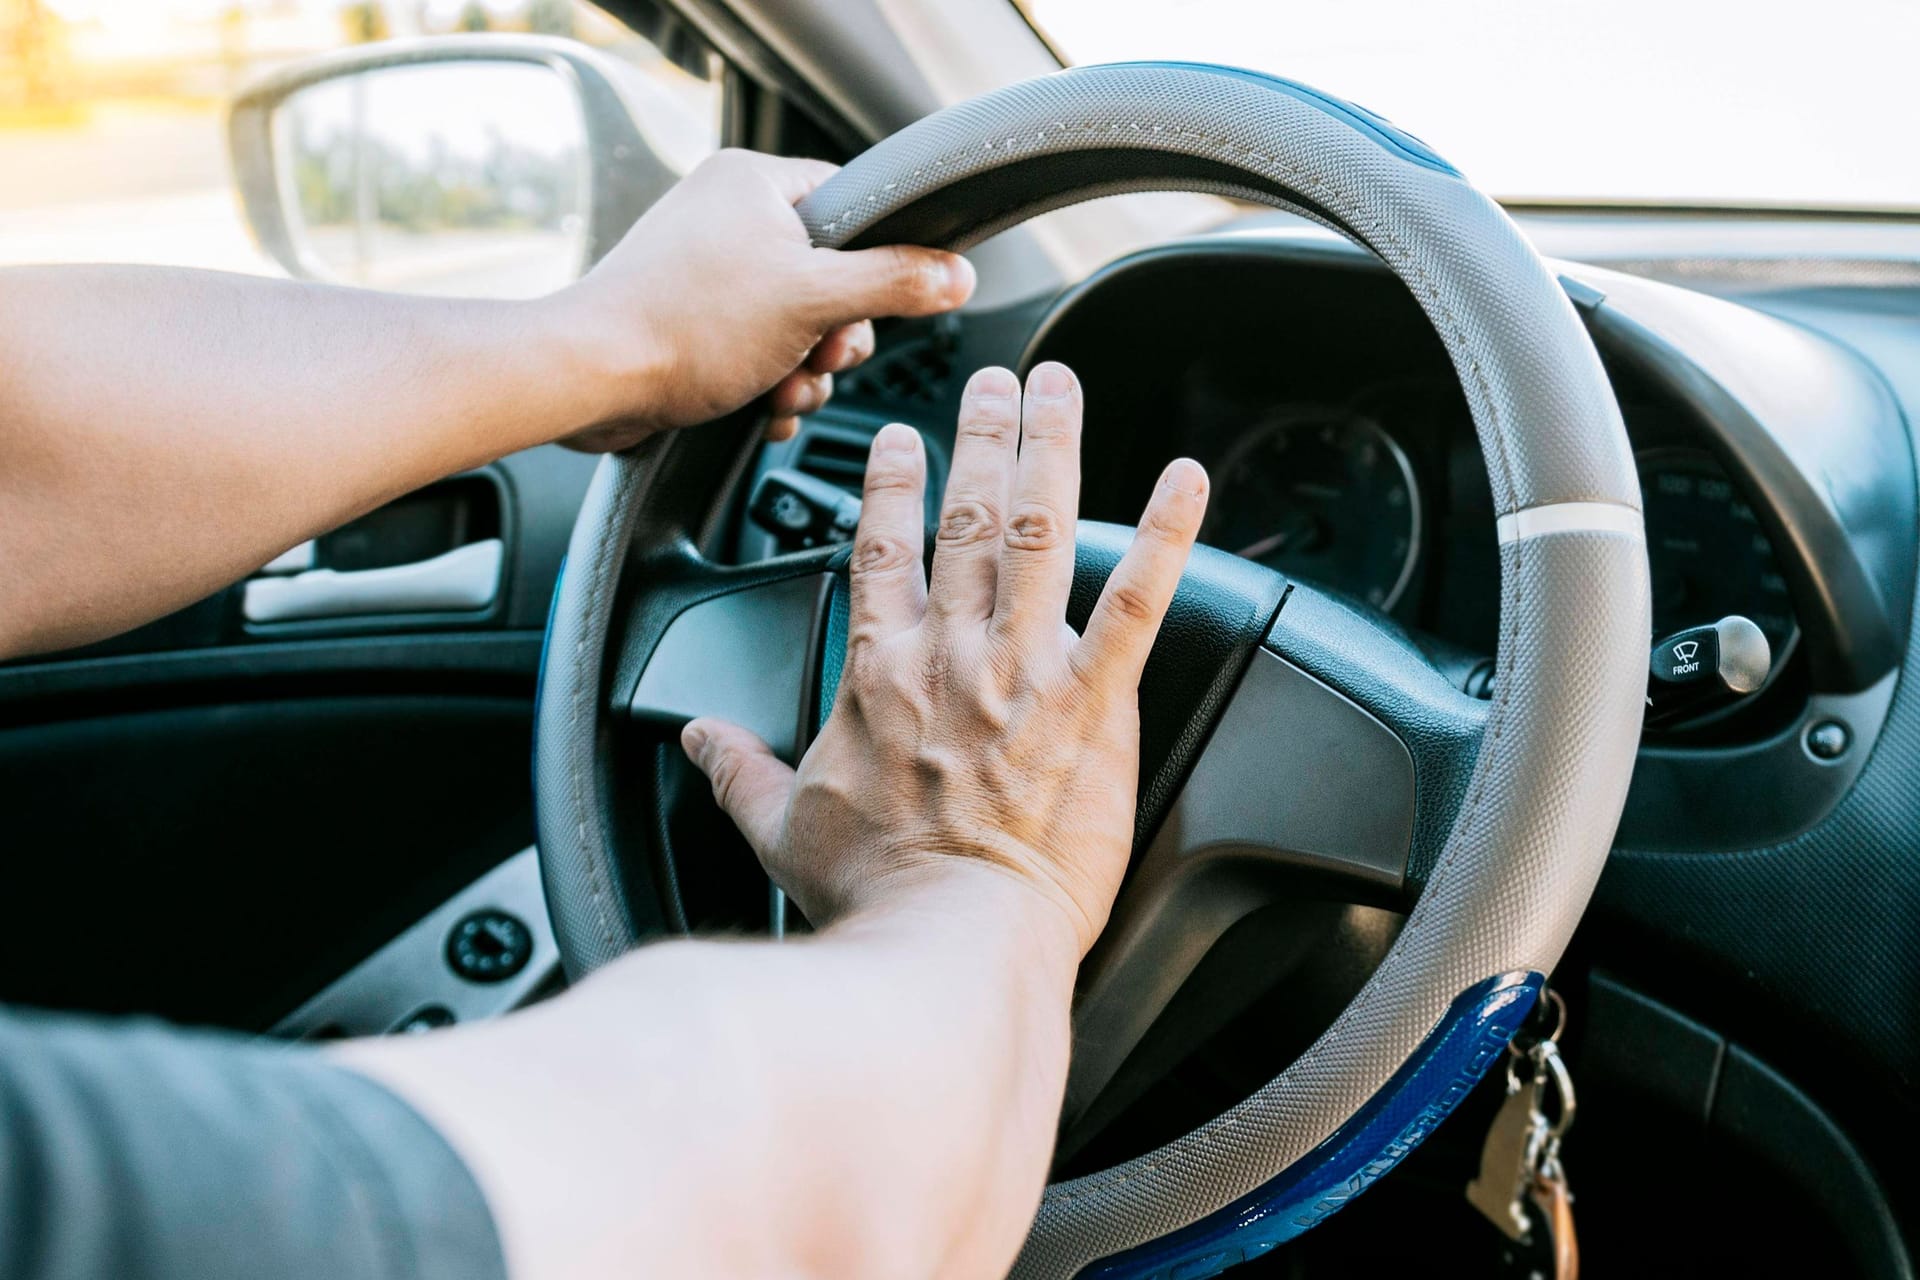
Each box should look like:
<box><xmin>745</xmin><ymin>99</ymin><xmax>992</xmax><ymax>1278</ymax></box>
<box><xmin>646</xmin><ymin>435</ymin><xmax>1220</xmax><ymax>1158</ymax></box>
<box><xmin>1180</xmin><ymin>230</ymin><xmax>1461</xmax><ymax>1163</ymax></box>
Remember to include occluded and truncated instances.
<box><xmin>1647</xmin><ymin>615</ymin><xmax>1772</xmax><ymax>728</ymax></box>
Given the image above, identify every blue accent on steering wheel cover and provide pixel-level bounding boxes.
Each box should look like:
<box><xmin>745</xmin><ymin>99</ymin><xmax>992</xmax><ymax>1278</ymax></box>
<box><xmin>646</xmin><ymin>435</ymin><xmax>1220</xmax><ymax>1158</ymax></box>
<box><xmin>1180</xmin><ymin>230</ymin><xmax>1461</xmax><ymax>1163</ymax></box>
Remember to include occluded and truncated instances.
<box><xmin>530</xmin><ymin>555</ymin><xmax>566</xmax><ymax>798</ymax></box>
<box><xmin>816</xmin><ymin>566</ymin><xmax>852</xmax><ymax>733</ymax></box>
<box><xmin>1089</xmin><ymin>62</ymin><xmax>1461</xmax><ymax>178</ymax></box>
<box><xmin>1076</xmin><ymin>970</ymin><xmax>1543</xmax><ymax>1280</ymax></box>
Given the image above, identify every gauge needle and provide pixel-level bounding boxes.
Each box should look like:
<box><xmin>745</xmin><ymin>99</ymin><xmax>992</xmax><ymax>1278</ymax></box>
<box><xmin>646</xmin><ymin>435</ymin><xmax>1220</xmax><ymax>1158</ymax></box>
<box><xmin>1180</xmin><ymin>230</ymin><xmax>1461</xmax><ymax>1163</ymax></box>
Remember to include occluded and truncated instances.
<box><xmin>1235</xmin><ymin>528</ymin><xmax>1297</xmax><ymax>560</ymax></box>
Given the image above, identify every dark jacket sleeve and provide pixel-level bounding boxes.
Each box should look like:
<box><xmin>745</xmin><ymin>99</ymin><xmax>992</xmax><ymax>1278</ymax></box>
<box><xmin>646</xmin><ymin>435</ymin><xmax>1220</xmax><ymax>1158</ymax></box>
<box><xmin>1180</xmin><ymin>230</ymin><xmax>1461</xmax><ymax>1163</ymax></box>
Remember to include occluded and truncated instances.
<box><xmin>0</xmin><ymin>1008</ymin><xmax>507</xmax><ymax>1280</ymax></box>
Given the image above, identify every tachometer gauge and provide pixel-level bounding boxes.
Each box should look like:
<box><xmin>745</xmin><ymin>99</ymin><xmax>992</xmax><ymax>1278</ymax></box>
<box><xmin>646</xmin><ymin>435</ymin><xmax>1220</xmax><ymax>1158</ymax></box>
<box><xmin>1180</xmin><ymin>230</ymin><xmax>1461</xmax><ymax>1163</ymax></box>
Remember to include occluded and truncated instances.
<box><xmin>1205</xmin><ymin>410</ymin><xmax>1421</xmax><ymax>610</ymax></box>
<box><xmin>1638</xmin><ymin>448</ymin><xmax>1797</xmax><ymax>653</ymax></box>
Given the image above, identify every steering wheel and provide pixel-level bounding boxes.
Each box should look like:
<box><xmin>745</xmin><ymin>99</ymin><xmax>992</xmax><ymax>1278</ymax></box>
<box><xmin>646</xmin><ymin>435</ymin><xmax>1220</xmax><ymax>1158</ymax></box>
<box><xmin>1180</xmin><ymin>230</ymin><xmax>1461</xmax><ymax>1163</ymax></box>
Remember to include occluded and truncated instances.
<box><xmin>534</xmin><ymin>62</ymin><xmax>1648</xmax><ymax>1279</ymax></box>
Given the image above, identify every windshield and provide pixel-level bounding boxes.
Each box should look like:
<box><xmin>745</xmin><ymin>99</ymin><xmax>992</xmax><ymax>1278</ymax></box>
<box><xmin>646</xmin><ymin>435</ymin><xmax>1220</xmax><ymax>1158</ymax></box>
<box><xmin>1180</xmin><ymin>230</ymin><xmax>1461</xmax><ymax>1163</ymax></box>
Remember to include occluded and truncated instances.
<box><xmin>1020</xmin><ymin>0</ymin><xmax>1918</xmax><ymax>212</ymax></box>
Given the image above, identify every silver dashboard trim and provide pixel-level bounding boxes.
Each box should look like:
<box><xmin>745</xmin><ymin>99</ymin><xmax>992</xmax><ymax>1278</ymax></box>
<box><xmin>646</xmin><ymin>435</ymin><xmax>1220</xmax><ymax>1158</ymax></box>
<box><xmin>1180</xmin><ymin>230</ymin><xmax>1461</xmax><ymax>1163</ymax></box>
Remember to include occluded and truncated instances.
<box><xmin>271</xmin><ymin>846</ymin><xmax>557</xmax><ymax>1041</ymax></box>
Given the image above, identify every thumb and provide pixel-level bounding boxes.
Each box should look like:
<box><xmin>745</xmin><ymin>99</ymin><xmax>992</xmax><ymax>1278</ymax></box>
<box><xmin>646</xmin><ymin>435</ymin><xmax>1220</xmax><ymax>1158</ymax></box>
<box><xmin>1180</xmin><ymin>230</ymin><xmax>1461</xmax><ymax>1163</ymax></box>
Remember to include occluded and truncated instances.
<box><xmin>681</xmin><ymin>718</ymin><xmax>795</xmax><ymax>855</ymax></box>
<box><xmin>808</xmin><ymin>243</ymin><xmax>976</xmax><ymax>327</ymax></box>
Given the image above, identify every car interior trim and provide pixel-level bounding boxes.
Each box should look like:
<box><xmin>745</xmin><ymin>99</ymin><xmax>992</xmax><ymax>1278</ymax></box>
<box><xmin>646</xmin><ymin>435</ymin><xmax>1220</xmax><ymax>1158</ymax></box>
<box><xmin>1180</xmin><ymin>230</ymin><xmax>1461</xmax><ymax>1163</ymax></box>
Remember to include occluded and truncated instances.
<box><xmin>240</xmin><ymin>538</ymin><xmax>506</xmax><ymax>625</ymax></box>
<box><xmin>271</xmin><ymin>847</ymin><xmax>558</xmax><ymax>1042</ymax></box>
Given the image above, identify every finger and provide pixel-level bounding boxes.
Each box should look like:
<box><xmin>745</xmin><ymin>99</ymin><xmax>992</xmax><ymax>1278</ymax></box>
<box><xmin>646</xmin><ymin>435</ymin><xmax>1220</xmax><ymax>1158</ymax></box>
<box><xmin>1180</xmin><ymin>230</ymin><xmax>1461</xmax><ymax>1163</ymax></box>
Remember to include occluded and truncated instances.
<box><xmin>768</xmin><ymin>370</ymin><xmax>832</xmax><ymax>419</ymax></box>
<box><xmin>807</xmin><ymin>244</ymin><xmax>975</xmax><ymax>328</ymax></box>
<box><xmin>682</xmin><ymin>718</ymin><xmax>795</xmax><ymax>855</ymax></box>
<box><xmin>765</xmin><ymin>415</ymin><xmax>800</xmax><ymax>443</ymax></box>
<box><xmin>991</xmin><ymin>362</ymin><xmax>1083</xmax><ymax>639</ymax></box>
<box><xmin>806</xmin><ymin>321</ymin><xmax>875</xmax><ymax>374</ymax></box>
<box><xmin>1072</xmin><ymin>458</ymin><xmax>1209</xmax><ymax>685</ymax></box>
<box><xmin>848</xmin><ymin>423</ymin><xmax>928</xmax><ymax>641</ymax></box>
<box><xmin>732</xmin><ymin>150</ymin><xmax>840</xmax><ymax>204</ymax></box>
<box><xmin>927</xmin><ymin>366</ymin><xmax>1019</xmax><ymax>627</ymax></box>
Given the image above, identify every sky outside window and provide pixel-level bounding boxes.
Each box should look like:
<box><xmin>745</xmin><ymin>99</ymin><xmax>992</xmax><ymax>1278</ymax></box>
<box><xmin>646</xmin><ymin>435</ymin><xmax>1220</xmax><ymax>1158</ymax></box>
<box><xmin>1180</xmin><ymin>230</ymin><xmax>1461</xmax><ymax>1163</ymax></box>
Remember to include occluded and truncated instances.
<box><xmin>1022</xmin><ymin>0</ymin><xmax>1920</xmax><ymax>211</ymax></box>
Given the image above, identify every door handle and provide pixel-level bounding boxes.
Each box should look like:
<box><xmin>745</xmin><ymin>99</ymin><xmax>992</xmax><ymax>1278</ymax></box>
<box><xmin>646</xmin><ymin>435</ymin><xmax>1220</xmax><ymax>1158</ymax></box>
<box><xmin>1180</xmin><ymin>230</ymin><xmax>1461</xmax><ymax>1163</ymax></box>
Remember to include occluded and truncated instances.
<box><xmin>242</xmin><ymin>539</ymin><xmax>503</xmax><ymax>624</ymax></box>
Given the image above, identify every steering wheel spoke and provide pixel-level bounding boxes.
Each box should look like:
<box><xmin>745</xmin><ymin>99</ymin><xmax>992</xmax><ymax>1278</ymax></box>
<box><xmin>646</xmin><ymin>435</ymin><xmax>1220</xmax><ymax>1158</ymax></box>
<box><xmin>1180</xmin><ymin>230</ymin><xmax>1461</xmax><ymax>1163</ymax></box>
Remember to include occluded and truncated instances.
<box><xmin>1064</xmin><ymin>578</ymin><xmax>1488</xmax><ymax>1140</ymax></box>
<box><xmin>616</xmin><ymin>548</ymin><xmax>840</xmax><ymax>762</ymax></box>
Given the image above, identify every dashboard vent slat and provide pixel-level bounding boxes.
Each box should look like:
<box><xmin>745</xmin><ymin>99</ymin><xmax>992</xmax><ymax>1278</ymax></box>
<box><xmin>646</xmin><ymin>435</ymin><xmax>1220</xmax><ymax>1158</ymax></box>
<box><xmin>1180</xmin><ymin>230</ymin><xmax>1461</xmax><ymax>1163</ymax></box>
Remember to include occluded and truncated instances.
<box><xmin>794</xmin><ymin>430</ymin><xmax>871</xmax><ymax>496</ymax></box>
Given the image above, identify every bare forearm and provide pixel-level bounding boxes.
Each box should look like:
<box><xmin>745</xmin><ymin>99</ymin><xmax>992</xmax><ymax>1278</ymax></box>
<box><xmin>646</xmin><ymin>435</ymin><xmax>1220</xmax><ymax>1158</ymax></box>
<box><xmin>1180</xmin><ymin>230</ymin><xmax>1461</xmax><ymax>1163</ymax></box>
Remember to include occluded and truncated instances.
<box><xmin>0</xmin><ymin>265</ymin><xmax>623</xmax><ymax>657</ymax></box>
<box><xmin>0</xmin><ymin>153</ymin><xmax>971</xmax><ymax>660</ymax></box>
<box><xmin>344</xmin><ymin>868</ymin><xmax>1080</xmax><ymax>1280</ymax></box>
<box><xmin>741</xmin><ymin>872</ymin><xmax>1079</xmax><ymax>1279</ymax></box>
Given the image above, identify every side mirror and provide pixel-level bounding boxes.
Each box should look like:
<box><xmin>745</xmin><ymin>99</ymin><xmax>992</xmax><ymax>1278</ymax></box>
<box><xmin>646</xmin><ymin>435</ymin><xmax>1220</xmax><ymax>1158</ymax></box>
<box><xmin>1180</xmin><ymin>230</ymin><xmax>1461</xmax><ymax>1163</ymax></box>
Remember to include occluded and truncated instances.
<box><xmin>228</xmin><ymin>36</ymin><xmax>703</xmax><ymax>298</ymax></box>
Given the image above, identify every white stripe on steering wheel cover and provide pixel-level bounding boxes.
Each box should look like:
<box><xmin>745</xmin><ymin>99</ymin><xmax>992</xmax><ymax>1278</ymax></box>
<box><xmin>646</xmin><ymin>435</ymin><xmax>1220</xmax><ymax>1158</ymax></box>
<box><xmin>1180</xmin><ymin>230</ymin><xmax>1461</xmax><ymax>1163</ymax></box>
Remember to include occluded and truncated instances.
<box><xmin>1496</xmin><ymin>501</ymin><xmax>1646</xmax><ymax>545</ymax></box>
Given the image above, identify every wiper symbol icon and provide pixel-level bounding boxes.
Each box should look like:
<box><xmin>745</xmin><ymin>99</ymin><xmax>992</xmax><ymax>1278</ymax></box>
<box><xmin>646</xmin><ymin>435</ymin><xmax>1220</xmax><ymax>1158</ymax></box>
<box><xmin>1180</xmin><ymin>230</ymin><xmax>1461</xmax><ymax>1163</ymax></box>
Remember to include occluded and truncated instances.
<box><xmin>1672</xmin><ymin>640</ymin><xmax>1700</xmax><ymax>662</ymax></box>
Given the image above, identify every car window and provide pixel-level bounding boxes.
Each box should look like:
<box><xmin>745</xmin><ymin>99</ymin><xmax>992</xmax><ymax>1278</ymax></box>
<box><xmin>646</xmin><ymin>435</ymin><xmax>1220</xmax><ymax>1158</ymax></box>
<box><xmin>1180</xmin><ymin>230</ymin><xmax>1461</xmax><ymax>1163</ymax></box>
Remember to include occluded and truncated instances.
<box><xmin>0</xmin><ymin>1</ymin><xmax>719</xmax><ymax>281</ymax></box>
<box><xmin>1019</xmin><ymin>0</ymin><xmax>1919</xmax><ymax>211</ymax></box>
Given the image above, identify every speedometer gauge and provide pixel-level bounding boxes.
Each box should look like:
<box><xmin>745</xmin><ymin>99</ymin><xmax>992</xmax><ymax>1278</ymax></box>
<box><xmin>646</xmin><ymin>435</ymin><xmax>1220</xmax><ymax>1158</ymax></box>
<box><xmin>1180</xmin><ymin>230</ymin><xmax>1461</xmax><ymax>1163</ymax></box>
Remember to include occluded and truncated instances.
<box><xmin>1205</xmin><ymin>410</ymin><xmax>1421</xmax><ymax>611</ymax></box>
<box><xmin>1638</xmin><ymin>448</ymin><xmax>1796</xmax><ymax>653</ymax></box>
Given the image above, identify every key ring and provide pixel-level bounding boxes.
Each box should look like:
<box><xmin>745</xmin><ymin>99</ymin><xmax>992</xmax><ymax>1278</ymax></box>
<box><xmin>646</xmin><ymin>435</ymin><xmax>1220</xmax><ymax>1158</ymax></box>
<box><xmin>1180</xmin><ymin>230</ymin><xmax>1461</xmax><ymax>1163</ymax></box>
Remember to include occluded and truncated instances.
<box><xmin>1523</xmin><ymin>988</ymin><xmax>1568</xmax><ymax>1047</ymax></box>
<box><xmin>1504</xmin><ymin>988</ymin><xmax>1568</xmax><ymax>1091</ymax></box>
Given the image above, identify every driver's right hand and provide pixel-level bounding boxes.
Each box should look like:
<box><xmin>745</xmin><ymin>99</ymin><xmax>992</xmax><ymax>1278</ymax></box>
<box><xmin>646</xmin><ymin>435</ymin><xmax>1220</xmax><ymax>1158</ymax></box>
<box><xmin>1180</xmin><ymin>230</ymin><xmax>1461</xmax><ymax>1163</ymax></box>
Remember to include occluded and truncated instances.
<box><xmin>682</xmin><ymin>361</ymin><xmax>1209</xmax><ymax>956</ymax></box>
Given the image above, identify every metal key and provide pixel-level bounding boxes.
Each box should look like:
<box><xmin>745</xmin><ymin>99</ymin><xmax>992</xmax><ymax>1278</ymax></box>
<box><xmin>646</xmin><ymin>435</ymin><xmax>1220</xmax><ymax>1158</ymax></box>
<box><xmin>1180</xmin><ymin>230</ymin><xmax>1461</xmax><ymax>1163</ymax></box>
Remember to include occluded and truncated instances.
<box><xmin>1533</xmin><ymin>1035</ymin><xmax>1577</xmax><ymax>1178</ymax></box>
<box><xmin>1466</xmin><ymin>1057</ymin><xmax>1550</xmax><ymax>1240</ymax></box>
<box><xmin>1468</xmin><ymin>992</ymin><xmax>1575</xmax><ymax>1244</ymax></box>
<box><xmin>1527</xmin><ymin>1040</ymin><xmax>1579</xmax><ymax>1279</ymax></box>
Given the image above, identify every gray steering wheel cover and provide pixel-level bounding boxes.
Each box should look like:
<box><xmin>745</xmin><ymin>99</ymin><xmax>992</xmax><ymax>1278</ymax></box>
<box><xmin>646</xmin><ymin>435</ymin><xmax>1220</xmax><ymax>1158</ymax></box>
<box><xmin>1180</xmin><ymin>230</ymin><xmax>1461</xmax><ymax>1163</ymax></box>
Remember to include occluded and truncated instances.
<box><xmin>538</xmin><ymin>62</ymin><xmax>1650</xmax><ymax>1277</ymax></box>
<box><xmin>534</xmin><ymin>447</ymin><xmax>655</xmax><ymax>978</ymax></box>
<box><xmin>804</xmin><ymin>64</ymin><xmax>1649</xmax><ymax>1277</ymax></box>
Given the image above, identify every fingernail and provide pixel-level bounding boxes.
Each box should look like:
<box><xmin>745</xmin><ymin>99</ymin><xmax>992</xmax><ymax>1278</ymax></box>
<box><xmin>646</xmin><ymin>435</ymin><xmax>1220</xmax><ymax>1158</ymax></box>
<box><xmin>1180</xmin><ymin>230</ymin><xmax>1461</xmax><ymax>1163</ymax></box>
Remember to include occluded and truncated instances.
<box><xmin>965</xmin><ymin>366</ymin><xmax>1018</xmax><ymax>402</ymax></box>
<box><xmin>873</xmin><ymin>422</ymin><xmax>919</xmax><ymax>453</ymax></box>
<box><xmin>1163</xmin><ymin>458</ymin><xmax>1209</xmax><ymax>496</ymax></box>
<box><xmin>1027</xmin><ymin>362</ymin><xmax>1073</xmax><ymax>400</ymax></box>
<box><xmin>941</xmin><ymin>254</ymin><xmax>977</xmax><ymax>300</ymax></box>
<box><xmin>681</xmin><ymin>721</ymin><xmax>708</xmax><ymax>757</ymax></box>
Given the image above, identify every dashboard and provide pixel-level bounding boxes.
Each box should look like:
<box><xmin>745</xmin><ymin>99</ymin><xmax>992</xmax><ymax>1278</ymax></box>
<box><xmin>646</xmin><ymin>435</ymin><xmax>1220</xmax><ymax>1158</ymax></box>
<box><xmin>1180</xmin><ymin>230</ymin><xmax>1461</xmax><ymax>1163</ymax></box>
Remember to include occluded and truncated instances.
<box><xmin>1010</xmin><ymin>238</ymin><xmax>1914</xmax><ymax>754</ymax></box>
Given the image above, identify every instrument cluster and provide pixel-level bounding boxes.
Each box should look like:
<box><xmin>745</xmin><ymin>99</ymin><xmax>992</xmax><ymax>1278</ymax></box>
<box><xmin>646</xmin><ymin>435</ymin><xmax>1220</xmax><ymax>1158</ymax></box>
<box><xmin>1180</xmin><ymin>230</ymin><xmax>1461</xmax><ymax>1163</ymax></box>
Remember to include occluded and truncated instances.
<box><xmin>1197</xmin><ymin>391</ymin><xmax>1798</xmax><ymax>667</ymax></box>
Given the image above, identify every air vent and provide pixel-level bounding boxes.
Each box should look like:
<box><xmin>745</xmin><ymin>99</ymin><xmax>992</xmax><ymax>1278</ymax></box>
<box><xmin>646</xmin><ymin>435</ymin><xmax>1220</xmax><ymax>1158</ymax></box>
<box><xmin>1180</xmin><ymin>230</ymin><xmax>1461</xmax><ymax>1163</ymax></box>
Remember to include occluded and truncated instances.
<box><xmin>793</xmin><ymin>427</ymin><xmax>872</xmax><ymax>496</ymax></box>
<box><xmin>840</xmin><ymin>316</ymin><xmax>958</xmax><ymax>407</ymax></box>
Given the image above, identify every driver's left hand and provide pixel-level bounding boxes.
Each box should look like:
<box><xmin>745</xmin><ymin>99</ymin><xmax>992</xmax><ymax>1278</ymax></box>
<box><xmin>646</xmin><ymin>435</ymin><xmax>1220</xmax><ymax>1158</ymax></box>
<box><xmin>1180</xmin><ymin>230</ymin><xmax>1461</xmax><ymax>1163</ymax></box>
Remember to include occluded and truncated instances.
<box><xmin>552</xmin><ymin>149</ymin><xmax>976</xmax><ymax>451</ymax></box>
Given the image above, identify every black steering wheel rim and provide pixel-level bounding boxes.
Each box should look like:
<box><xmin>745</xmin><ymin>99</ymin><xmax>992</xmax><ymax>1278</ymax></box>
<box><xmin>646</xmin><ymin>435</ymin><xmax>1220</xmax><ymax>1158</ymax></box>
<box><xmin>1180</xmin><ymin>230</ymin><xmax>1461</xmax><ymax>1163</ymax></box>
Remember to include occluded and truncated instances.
<box><xmin>534</xmin><ymin>61</ymin><xmax>1650</xmax><ymax>1279</ymax></box>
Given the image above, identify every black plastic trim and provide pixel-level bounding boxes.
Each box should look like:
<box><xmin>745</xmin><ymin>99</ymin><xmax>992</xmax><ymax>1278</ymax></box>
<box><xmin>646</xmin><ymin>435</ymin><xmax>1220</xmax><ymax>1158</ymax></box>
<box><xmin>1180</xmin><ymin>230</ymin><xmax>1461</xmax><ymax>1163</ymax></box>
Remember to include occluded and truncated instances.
<box><xmin>1617</xmin><ymin>671</ymin><xmax>1896</xmax><ymax>851</ymax></box>
<box><xmin>1580</xmin><ymin>266</ymin><xmax>1915</xmax><ymax>691</ymax></box>
<box><xmin>605</xmin><ymin>0</ymin><xmax>866</xmax><ymax>150</ymax></box>
<box><xmin>0</xmin><ymin>631</ymin><xmax>544</xmax><ymax>727</ymax></box>
<box><xmin>1584</xmin><ymin>973</ymin><xmax>1912</xmax><ymax>1280</ymax></box>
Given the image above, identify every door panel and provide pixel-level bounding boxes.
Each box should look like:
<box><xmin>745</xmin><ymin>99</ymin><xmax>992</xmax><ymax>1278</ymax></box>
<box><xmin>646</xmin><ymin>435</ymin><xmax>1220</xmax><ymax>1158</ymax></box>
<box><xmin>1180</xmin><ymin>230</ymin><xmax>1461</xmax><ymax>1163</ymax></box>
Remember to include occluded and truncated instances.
<box><xmin>0</xmin><ymin>696</ymin><xmax>533</xmax><ymax>1029</ymax></box>
<box><xmin>0</xmin><ymin>445</ymin><xmax>596</xmax><ymax>1031</ymax></box>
